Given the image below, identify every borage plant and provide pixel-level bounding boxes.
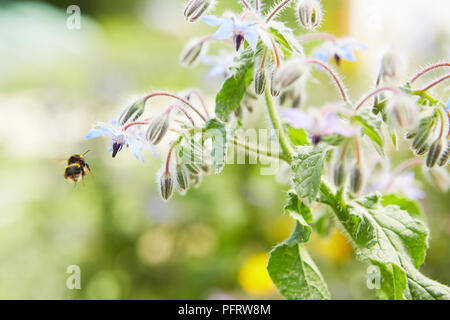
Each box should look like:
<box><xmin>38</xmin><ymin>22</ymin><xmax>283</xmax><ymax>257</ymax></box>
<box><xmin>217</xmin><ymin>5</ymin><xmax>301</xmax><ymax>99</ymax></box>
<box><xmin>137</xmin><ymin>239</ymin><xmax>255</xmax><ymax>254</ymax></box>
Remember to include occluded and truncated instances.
<box><xmin>86</xmin><ymin>0</ymin><xmax>450</xmax><ymax>300</ymax></box>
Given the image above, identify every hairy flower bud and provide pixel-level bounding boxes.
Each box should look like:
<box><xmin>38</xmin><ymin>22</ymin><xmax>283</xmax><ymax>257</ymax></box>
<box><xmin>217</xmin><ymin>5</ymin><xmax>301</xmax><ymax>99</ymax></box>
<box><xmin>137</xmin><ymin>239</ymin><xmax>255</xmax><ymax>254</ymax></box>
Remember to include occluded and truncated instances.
<box><xmin>438</xmin><ymin>144</ymin><xmax>449</xmax><ymax>167</ymax></box>
<box><xmin>254</xmin><ymin>69</ymin><xmax>266</xmax><ymax>95</ymax></box>
<box><xmin>184</xmin><ymin>0</ymin><xmax>214</xmax><ymax>23</ymax></box>
<box><xmin>184</xmin><ymin>163</ymin><xmax>201</xmax><ymax>175</ymax></box>
<box><xmin>426</xmin><ymin>139</ymin><xmax>444</xmax><ymax>168</ymax></box>
<box><xmin>176</xmin><ymin>164</ymin><xmax>190</xmax><ymax>191</ymax></box>
<box><xmin>273</xmin><ymin>62</ymin><xmax>306</xmax><ymax>90</ymax></box>
<box><xmin>180</xmin><ymin>38</ymin><xmax>206</xmax><ymax>67</ymax></box>
<box><xmin>159</xmin><ymin>171</ymin><xmax>174</xmax><ymax>201</ymax></box>
<box><xmin>297</xmin><ymin>0</ymin><xmax>322</xmax><ymax>30</ymax></box>
<box><xmin>189</xmin><ymin>173</ymin><xmax>203</xmax><ymax>188</ymax></box>
<box><xmin>349</xmin><ymin>165</ymin><xmax>364</xmax><ymax>194</ymax></box>
<box><xmin>118</xmin><ymin>98</ymin><xmax>147</xmax><ymax>126</ymax></box>
<box><xmin>415</xmin><ymin>143</ymin><xmax>429</xmax><ymax>156</ymax></box>
<box><xmin>333</xmin><ymin>162</ymin><xmax>346</xmax><ymax>188</ymax></box>
<box><xmin>146</xmin><ymin>112</ymin><xmax>170</xmax><ymax>145</ymax></box>
<box><xmin>379</xmin><ymin>50</ymin><xmax>402</xmax><ymax>81</ymax></box>
<box><xmin>270</xmin><ymin>70</ymin><xmax>282</xmax><ymax>97</ymax></box>
<box><xmin>387</xmin><ymin>95</ymin><xmax>418</xmax><ymax>130</ymax></box>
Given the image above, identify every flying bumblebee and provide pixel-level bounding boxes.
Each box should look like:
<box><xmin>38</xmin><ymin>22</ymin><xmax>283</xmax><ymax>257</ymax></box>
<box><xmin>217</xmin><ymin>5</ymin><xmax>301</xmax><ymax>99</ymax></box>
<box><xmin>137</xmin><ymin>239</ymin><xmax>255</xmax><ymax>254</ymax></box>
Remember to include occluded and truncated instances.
<box><xmin>64</xmin><ymin>151</ymin><xmax>92</xmax><ymax>186</ymax></box>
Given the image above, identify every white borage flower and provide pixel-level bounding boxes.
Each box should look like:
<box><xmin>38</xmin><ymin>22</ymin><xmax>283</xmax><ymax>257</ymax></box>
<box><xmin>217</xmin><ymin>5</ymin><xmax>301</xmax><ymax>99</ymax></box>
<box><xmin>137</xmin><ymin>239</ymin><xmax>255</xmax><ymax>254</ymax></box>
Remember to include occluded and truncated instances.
<box><xmin>314</xmin><ymin>37</ymin><xmax>368</xmax><ymax>66</ymax></box>
<box><xmin>280</xmin><ymin>107</ymin><xmax>358</xmax><ymax>144</ymax></box>
<box><xmin>85</xmin><ymin>119</ymin><xmax>156</xmax><ymax>162</ymax></box>
<box><xmin>366</xmin><ymin>169</ymin><xmax>425</xmax><ymax>200</ymax></box>
<box><xmin>202</xmin><ymin>14</ymin><xmax>273</xmax><ymax>53</ymax></box>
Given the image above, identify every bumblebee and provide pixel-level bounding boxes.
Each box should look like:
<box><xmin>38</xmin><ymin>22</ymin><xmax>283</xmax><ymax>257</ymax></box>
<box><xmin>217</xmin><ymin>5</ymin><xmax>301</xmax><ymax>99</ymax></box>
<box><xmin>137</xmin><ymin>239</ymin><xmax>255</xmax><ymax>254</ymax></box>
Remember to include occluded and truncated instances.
<box><xmin>64</xmin><ymin>151</ymin><xmax>92</xmax><ymax>185</ymax></box>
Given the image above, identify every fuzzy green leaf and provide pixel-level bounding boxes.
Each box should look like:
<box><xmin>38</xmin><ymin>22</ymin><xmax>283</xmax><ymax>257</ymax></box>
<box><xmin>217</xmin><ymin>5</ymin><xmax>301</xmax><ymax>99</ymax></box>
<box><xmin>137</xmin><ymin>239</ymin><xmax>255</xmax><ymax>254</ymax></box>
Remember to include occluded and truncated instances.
<box><xmin>352</xmin><ymin>108</ymin><xmax>384</xmax><ymax>156</ymax></box>
<box><xmin>288</xmin><ymin>127</ymin><xmax>309</xmax><ymax>146</ymax></box>
<box><xmin>215</xmin><ymin>48</ymin><xmax>254</xmax><ymax>121</ymax></box>
<box><xmin>319</xmin><ymin>184</ymin><xmax>450</xmax><ymax>300</ymax></box>
<box><xmin>291</xmin><ymin>145</ymin><xmax>327</xmax><ymax>205</ymax></box>
<box><xmin>268</xmin><ymin>229</ymin><xmax>330</xmax><ymax>300</ymax></box>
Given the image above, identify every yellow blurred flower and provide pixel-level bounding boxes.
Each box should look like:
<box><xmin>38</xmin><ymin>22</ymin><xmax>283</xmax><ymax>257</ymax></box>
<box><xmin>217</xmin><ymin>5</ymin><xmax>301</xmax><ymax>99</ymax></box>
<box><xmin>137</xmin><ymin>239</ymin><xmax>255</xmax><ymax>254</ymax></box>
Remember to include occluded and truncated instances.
<box><xmin>238</xmin><ymin>253</ymin><xmax>276</xmax><ymax>297</ymax></box>
<box><xmin>311</xmin><ymin>229</ymin><xmax>352</xmax><ymax>264</ymax></box>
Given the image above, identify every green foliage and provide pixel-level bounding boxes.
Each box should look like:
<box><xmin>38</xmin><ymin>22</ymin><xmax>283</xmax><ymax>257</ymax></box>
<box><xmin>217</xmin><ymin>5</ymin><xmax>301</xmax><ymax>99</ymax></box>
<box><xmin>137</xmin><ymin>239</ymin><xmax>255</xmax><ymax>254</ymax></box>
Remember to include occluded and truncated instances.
<box><xmin>381</xmin><ymin>194</ymin><xmax>424</xmax><ymax>220</ymax></box>
<box><xmin>268</xmin><ymin>22</ymin><xmax>304</xmax><ymax>57</ymax></box>
<box><xmin>215</xmin><ymin>48</ymin><xmax>254</xmax><ymax>122</ymax></box>
<box><xmin>291</xmin><ymin>145</ymin><xmax>327</xmax><ymax>205</ymax></box>
<box><xmin>352</xmin><ymin>108</ymin><xmax>384</xmax><ymax>156</ymax></box>
<box><xmin>319</xmin><ymin>185</ymin><xmax>450</xmax><ymax>300</ymax></box>
<box><xmin>267</xmin><ymin>192</ymin><xmax>330</xmax><ymax>300</ymax></box>
<box><xmin>287</xmin><ymin>127</ymin><xmax>309</xmax><ymax>146</ymax></box>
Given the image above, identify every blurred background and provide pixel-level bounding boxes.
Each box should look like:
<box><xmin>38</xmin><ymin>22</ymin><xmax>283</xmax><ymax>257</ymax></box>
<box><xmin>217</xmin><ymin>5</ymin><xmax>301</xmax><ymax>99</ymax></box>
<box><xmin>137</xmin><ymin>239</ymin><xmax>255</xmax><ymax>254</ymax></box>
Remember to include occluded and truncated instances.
<box><xmin>0</xmin><ymin>0</ymin><xmax>448</xmax><ymax>299</ymax></box>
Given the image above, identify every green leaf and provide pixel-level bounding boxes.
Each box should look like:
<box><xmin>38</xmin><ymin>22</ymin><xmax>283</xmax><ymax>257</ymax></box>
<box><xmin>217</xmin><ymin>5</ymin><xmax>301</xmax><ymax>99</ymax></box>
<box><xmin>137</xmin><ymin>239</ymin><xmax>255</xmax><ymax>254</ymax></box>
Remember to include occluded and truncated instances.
<box><xmin>319</xmin><ymin>184</ymin><xmax>450</xmax><ymax>300</ymax></box>
<box><xmin>267</xmin><ymin>231</ymin><xmax>330</xmax><ymax>300</ymax></box>
<box><xmin>204</xmin><ymin>118</ymin><xmax>227</xmax><ymax>174</ymax></box>
<box><xmin>352</xmin><ymin>108</ymin><xmax>384</xmax><ymax>156</ymax></box>
<box><xmin>268</xmin><ymin>22</ymin><xmax>304</xmax><ymax>56</ymax></box>
<box><xmin>291</xmin><ymin>145</ymin><xmax>327</xmax><ymax>205</ymax></box>
<box><xmin>215</xmin><ymin>48</ymin><xmax>254</xmax><ymax>121</ymax></box>
<box><xmin>381</xmin><ymin>194</ymin><xmax>424</xmax><ymax>220</ymax></box>
<box><xmin>287</xmin><ymin>126</ymin><xmax>309</xmax><ymax>146</ymax></box>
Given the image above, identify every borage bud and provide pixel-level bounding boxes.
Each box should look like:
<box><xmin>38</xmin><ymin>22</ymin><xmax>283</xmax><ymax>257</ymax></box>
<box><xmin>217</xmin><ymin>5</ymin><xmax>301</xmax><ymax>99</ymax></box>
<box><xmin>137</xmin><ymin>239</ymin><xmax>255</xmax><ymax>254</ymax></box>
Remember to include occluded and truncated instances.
<box><xmin>189</xmin><ymin>173</ymin><xmax>203</xmax><ymax>188</ymax></box>
<box><xmin>380</xmin><ymin>50</ymin><xmax>402</xmax><ymax>81</ymax></box>
<box><xmin>270</xmin><ymin>70</ymin><xmax>282</xmax><ymax>97</ymax></box>
<box><xmin>176</xmin><ymin>164</ymin><xmax>190</xmax><ymax>192</ymax></box>
<box><xmin>254</xmin><ymin>69</ymin><xmax>266</xmax><ymax>95</ymax></box>
<box><xmin>180</xmin><ymin>38</ymin><xmax>206</xmax><ymax>67</ymax></box>
<box><xmin>184</xmin><ymin>0</ymin><xmax>214</xmax><ymax>23</ymax></box>
<box><xmin>333</xmin><ymin>162</ymin><xmax>346</xmax><ymax>188</ymax></box>
<box><xmin>439</xmin><ymin>144</ymin><xmax>449</xmax><ymax>167</ymax></box>
<box><xmin>185</xmin><ymin>163</ymin><xmax>201</xmax><ymax>175</ymax></box>
<box><xmin>146</xmin><ymin>111</ymin><xmax>171</xmax><ymax>145</ymax></box>
<box><xmin>118</xmin><ymin>98</ymin><xmax>147</xmax><ymax>126</ymax></box>
<box><xmin>426</xmin><ymin>139</ymin><xmax>444</xmax><ymax>168</ymax></box>
<box><xmin>415</xmin><ymin>143</ymin><xmax>429</xmax><ymax>156</ymax></box>
<box><xmin>159</xmin><ymin>171</ymin><xmax>174</xmax><ymax>201</ymax></box>
<box><xmin>273</xmin><ymin>61</ymin><xmax>306</xmax><ymax>90</ymax></box>
<box><xmin>387</xmin><ymin>95</ymin><xmax>418</xmax><ymax>130</ymax></box>
<box><xmin>297</xmin><ymin>0</ymin><xmax>322</xmax><ymax>30</ymax></box>
<box><xmin>349</xmin><ymin>165</ymin><xmax>364</xmax><ymax>194</ymax></box>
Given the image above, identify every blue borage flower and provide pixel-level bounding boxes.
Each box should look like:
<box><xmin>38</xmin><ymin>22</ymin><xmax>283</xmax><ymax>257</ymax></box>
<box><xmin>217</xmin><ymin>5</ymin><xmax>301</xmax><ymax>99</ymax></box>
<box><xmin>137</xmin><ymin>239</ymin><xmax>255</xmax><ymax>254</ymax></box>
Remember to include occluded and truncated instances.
<box><xmin>202</xmin><ymin>14</ymin><xmax>273</xmax><ymax>52</ymax></box>
<box><xmin>315</xmin><ymin>37</ymin><xmax>368</xmax><ymax>65</ymax></box>
<box><xmin>85</xmin><ymin>120</ymin><xmax>156</xmax><ymax>162</ymax></box>
<box><xmin>281</xmin><ymin>107</ymin><xmax>357</xmax><ymax>144</ymax></box>
<box><xmin>446</xmin><ymin>99</ymin><xmax>450</xmax><ymax>111</ymax></box>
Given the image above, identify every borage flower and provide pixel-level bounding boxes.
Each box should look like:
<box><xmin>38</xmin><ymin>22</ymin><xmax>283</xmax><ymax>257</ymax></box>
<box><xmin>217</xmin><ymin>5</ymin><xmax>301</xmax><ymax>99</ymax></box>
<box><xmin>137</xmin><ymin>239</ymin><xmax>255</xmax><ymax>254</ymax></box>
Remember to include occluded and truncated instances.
<box><xmin>85</xmin><ymin>120</ymin><xmax>155</xmax><ymax>162</ymax></box>
<box><xmin>202</xmin><ymin>14</ymin><xmax>273</xmax><ymax>52</ymax></box>
<box><xmin>201</xmin><ymin>51</ymin><xmax>234</xmax><ymax>78</ymax></box>
<box><xmin>315</xmin><ymin>38</ymin><xmax>368</xmax><ymax>66</ymax></box>
<box><xmin>281</xmin><ymin>107</ymin><xmax>357</xmax><ymax>144</ymax></box>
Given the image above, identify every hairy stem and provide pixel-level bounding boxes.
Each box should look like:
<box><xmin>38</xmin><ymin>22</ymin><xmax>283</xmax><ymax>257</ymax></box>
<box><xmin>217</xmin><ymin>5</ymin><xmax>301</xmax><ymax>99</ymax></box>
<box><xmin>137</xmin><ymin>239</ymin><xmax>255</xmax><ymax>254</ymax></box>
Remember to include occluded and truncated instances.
<box><xmin>122</xmin><ymin>121</ymin><xmax>149</xmax><ymax>131</ymax></box>
<box><xmin>410</xmin><ymin>62</ymin><xmax>450</xmax><ymax>83</ymax></box>
<box><xmin>355</xmin><ymin>86</ymin><xmax>401</xmax><ymax>111</ymax></box>
<box><xmin>232</xmin><ymin>138</ymin><xmax>290</xmax><ymax>162</ymax></box>
<box><xmin>264</xmin><ymin>82</ymin><xmax>294</xmax><ymax>160</ymax></box>
<box><xmin>240</xmin><ymin>0</ymin><xmax>252</xmax><ymax>10</ymax></box>
<box><xmin>266</xmin><ymin>0</ymin><xmax>292</xmax><ymax>23</ymax></box>
<box><xmin>304</xmin><ymin>59</ymin><xmax>350</xmax><ymax>104</ymax></box>
<box><xmin>418</xmin><ymin>74</ymin><xmax>450</xmax><ymax>92</ymax></box>
<box><xmin>143</xmin><ymin>92</ymin><xmax>207</xmax><ymax>121</ymax></box>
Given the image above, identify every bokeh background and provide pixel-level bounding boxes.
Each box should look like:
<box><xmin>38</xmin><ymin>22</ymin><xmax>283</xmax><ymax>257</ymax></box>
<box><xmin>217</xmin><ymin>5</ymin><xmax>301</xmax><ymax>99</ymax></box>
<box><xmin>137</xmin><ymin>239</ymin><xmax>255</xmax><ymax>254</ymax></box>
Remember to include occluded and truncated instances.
<box><xmin>0</xmin><ymin>0</ymin><xmax>448</xmax><ymax>299</ymax></box>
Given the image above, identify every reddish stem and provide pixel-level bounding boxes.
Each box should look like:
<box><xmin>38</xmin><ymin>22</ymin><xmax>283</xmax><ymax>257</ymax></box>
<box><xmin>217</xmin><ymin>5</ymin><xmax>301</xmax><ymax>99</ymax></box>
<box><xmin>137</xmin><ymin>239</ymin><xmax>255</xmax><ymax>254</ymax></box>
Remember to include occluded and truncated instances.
<box><xmin>189</xmin><ymin>90</ymin><xmax>210</xmax><ymax>118</ymax></box>
<box><xmin>266</xmin><ymin>0</ymin><xmax>292</xmax><ymax>23</ymax></box>
<box><xmin>355</xmin><ymin>86</ymin><xmax>401</xmax><ymax>111</ymax></box>
<box><xmin>304</xmin><ymin>59</ymin><xmax>350</xmax><ymax>103</ymax></box>
<box><xmin>410</xmin><ymin>62</ymin><xmax>450</xmax><ymax>83</ymax></box>
<box><xmin>418</xmin><ymin>74</ymin><xmax>450</xmax><ymax>92</ymax></box>
<box><xmin>122</xmin><ymin>121</ymin><xmax>149</xmax><ymax>131</ymax></box>
<box><xmin>143</xmin><ymin>92</ymin><xmax>207</xmax><ymax>121</ymax></box>
<box><xmin>165</xmin><ymin>141</ymin><xmax>178</xmax><ymax>174</ymax></box>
